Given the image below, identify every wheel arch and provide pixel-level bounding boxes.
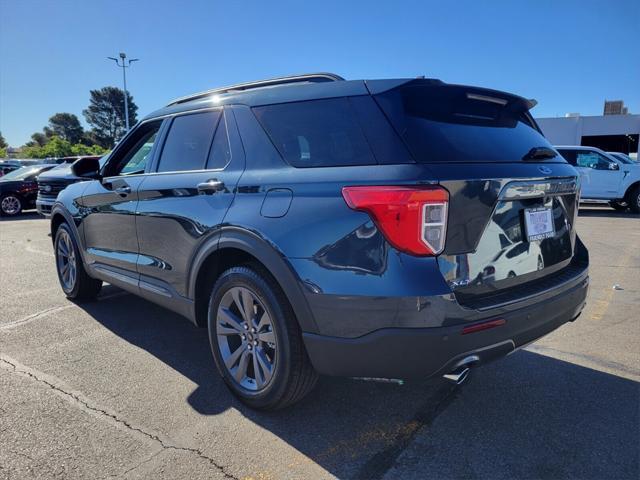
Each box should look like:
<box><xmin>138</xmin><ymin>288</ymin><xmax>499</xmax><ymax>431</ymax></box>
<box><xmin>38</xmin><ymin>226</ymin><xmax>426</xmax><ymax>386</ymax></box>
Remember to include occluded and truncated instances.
<box><xmin>623</xmin><ymin>180</ymin><xmax>640</xmax><ymax>200</ymax></box>
<box><xmin>189</xmin><ymin>227</ymin><xmax>319</xmax><ymax>333</ymax></box>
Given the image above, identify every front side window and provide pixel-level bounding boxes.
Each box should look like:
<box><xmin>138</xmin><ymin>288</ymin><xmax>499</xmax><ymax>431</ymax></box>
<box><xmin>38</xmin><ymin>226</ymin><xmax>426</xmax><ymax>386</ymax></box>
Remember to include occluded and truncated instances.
<box><xmin>157</xmin><ymin>111</ymin><xmax>220</xmax><ymax>173</ymax></box>
<box><xmin>105</xmin><ymin>121</ymin><xmax>162</xmax><ymax>176</ymax></box>
<box><xmin>576</xmin><ymin>151</ymin><xmax>611</xmax><ymax>170</ymax></box>
<box><xmin>253</xmin><ymin>98</ymin><xmax>376</xmax><ymax>167</ymax></box>
<box><xmin>121</xmin><ymin>131</ymin><xmax>158</xmax><ymax>174</ymax></box>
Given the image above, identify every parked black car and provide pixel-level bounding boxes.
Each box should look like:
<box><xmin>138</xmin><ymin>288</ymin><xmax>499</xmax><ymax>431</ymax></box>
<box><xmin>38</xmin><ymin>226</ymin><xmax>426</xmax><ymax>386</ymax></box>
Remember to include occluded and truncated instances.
<box><xmin>36</xmin><ymin>155</ymin><xmax>104</xmax><ymax>216</ymax></box>
<box><xmin>50</xmin><ymin>74</ymin><xmax>589</xmax><ymax>409</ymax></box>
<box><xmin>0</xmin><ymin>164</ymin><xmax>56</xmax><ymax>216</ymax></box>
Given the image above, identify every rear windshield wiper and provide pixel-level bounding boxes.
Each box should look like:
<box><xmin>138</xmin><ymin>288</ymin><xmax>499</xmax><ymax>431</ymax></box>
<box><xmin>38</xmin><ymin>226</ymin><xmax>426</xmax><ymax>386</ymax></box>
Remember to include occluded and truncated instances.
<box><xmin>522</xmin><ymin>147</ymin><xmax>557</xmax><ymax>161</ymax></box>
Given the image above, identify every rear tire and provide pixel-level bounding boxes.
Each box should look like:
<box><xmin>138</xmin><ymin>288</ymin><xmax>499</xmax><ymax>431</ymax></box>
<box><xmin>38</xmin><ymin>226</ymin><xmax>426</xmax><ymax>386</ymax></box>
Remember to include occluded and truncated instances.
<box><xmin>54</xmin><ymin>223</ymin><xmax>102</xmax><ymax>300</ymax></box>
<box><xmin>207</xmin><ymin>265</ymin><xmax>318</xmax><ymax>410</ymax></box>
<box><xmin>0</xmin><ymin>194</ymin><xmax>23</xmax><ymax>216</ymax></box>
<box><xmin>628</xmin><ymin>186</ymin><xmax>640</xmax><ymax>214</ymax></box>
<box><xmin>609</xmin><ymin>200</ymin><xmax>628</xmax><ymax>211</ymax></box>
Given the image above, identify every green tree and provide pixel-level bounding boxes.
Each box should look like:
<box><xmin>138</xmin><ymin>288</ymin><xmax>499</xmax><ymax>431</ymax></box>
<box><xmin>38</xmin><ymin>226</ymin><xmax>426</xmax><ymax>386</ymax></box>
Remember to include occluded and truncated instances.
<box><xmin>0</xmin><ymin>131</ymin><xmax>7</xmax><ymax>149</ymax></box>
<box><xmin>47</xmin><ymin>113</ymin><xmax>84</xmax><ymax>144</ymax></box>
<box><xmin>70</xmin><ymin>143</ymin><xmax>109</xmax><ymax>156</ymax></box>
<box><xmin>83</xmin><ymin>86</ymin><xmax>138</xmax><ymax>148</ymax></box>
<box><xmin>21</xmin><ymin>136</ymin><xmax>73</xmax><ymax>158</ymax></box>
<box><xmin>29</xmin><ymin>132</ymin><xmax>49</xmax><ymax>147</ymax></box>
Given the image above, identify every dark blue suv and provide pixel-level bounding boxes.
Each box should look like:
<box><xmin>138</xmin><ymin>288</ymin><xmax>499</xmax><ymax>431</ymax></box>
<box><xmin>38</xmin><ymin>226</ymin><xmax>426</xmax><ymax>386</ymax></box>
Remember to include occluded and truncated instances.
<box><xmin>50</xmin><ymin>73</ymin><xmax>589</xmax><ymax>409</ymax></box>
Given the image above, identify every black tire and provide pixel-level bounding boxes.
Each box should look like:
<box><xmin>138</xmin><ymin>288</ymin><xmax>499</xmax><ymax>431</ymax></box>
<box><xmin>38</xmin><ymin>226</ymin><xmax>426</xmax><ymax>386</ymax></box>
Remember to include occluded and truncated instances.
<box><xmin>0</xmin><ymin>193</ymin><xmax>23</xmax><ymax>216</ymax></box>
<box><xmin>609</xmin><ymin>200</ymin><xmax>628</xmax><ymax>211</ymax></box>
<box><xmin>628</xmin><ymin>186</ymin><xmax>640</xmax><ymax>214</ymax></box>
<box><xmin>207</xmin><ymin>265</ymin><xmax>318</xmax><ymax>410</ymax></box>
<box><xmin>54</xmin><ymin>223</ymin><xmax>102</xmax><ymax>300</ymax></box>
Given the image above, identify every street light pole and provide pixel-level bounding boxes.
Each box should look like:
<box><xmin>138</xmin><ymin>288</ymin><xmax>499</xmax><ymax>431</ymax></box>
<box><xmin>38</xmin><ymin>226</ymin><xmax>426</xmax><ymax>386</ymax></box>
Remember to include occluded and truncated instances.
<box><xmin>107</xmin><ymin>52</ymin><xmax>139</xmax><ymax>132</ymax></box>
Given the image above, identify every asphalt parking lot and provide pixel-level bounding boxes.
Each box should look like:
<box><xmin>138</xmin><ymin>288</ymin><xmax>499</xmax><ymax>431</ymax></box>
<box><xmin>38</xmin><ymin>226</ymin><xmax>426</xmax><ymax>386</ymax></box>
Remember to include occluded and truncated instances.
<box><xmin>1</xmin><ymin>207</ymin><xmax>638</xmax><ymax>480</ymax></box>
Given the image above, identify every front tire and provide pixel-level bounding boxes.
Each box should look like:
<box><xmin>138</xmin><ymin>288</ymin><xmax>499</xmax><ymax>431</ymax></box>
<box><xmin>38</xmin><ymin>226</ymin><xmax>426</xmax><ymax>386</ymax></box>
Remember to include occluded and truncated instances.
<box><xmin>54</xmin><ymin>223</ymin><xmax>102</xmax><ymax>300</ymax></box>
<box><xmin>207</xmin><ymin>266</ymin><xmax>318</xmax><ymax>410</ymax></box>
<box><xmin>0</xmin><ymin>194</ymin><xmax>22</xmax><ymax>216</ymax></box>
<box><xmin>628</xmin><ymin>186</ymin><xmax>640</xmax><ymax>214</ymax></box>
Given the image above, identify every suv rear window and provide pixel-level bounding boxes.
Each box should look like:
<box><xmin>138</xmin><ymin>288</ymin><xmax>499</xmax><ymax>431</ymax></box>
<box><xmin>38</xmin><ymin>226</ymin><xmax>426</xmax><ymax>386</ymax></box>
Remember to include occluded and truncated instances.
<box><xmin>375</xmin><ymin>81</ymin><xmax>558</xmax><ymax>163</ymax></box>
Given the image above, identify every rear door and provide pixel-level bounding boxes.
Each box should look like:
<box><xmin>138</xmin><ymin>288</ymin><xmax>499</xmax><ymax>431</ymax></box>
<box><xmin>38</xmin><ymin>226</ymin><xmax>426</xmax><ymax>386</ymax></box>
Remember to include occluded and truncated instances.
<box><xmin>135</xmin><ymin>108</ymin><xmax>245</xmax><ymax>298</ymax></box>
<box><xmin>80</xmin><ymin>120</ymin><xmax>163</xmax><ymax>275</ymax></box>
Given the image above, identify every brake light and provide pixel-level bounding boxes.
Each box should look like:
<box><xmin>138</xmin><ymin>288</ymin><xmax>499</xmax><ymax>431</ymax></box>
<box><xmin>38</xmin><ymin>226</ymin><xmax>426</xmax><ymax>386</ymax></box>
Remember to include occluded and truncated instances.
<box><xmin>341</xmin><ymin>185</ymin><xmax>449</xmax><ymax>256</ymax></box>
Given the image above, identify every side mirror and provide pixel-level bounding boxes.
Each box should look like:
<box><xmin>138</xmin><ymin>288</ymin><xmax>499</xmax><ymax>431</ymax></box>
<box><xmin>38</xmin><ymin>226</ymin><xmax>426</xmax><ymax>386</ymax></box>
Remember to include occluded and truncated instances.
<box><xmin>608</xmin><ymin>162</ymin><xmax>620</xmax><ymax>171</ymax></box>
<box><xmin>71</xmin><ymin>156</ymin><xmax>101</xmax><ymax>178</ymax></box>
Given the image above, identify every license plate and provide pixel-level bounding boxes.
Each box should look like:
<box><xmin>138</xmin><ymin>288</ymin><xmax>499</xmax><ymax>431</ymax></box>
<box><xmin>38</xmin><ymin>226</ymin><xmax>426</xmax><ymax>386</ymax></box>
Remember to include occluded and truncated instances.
<box><xmin>524</xmin><ymin>207</ymin><xmax>555</xmax><ymax>242</ymax></box>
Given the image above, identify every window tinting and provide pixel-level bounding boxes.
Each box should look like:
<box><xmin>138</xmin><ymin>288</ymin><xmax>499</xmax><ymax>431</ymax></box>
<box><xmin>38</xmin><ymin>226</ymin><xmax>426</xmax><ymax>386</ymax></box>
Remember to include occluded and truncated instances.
<box><xmin>206</xmin><ymin>115</ymin><xmax>231</xmax><ymax>169</ymax></box>
<box><xmin>158</xmin><ymin>111</ymin><xmax>220</xmax><ymax>173</ymax></box>
<box><xmin>557</xmin><ymin>149</ymin><xmax>577</xmax><ymax>165</ymax></box>
<box><xmin>253</xmin><ymin>98</ymin><xmax>375</xmax><ymax>167</ymax></box>
<box><xmin>375</xmin><ymin>81</ymin><xmax>561</xmax><ymax>163</ymax></box>
<box><xmin>107</xmin><ymin>121</ymin><xmax>161</xmax><ymax>176</ymax></box>
<box><xmin>120</xmin><ymin>131</ymin><xmax>158</xmax><ymax>175</ymax></box>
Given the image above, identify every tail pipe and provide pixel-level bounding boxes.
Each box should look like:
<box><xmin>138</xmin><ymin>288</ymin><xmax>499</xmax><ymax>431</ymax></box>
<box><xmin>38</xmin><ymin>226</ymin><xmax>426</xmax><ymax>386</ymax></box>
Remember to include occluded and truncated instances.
<box><xmin>443</xmin><ymin>355</ymin><xmax>479</xmax><ymax>385</ymax></box>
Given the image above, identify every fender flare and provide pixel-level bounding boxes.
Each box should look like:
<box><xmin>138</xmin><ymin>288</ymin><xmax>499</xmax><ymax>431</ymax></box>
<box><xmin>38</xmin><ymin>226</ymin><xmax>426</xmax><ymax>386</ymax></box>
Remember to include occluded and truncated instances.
<box><xmin>50</xmin><ymin>204</ymin><xmax>92</xmax><ymax>267</ymax></box>
<box><xmin>188</xmin><ymin>226</ymin><xmax>319</xmax><ymax>334</ymax></box>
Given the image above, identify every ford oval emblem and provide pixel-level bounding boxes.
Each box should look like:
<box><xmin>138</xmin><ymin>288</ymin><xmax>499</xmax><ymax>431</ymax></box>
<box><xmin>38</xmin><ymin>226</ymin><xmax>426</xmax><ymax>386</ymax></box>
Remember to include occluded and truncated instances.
<box><xmin>539</xmin><ymin>166</ymin><xmax>552</xmax><ymax>175</ymax></box>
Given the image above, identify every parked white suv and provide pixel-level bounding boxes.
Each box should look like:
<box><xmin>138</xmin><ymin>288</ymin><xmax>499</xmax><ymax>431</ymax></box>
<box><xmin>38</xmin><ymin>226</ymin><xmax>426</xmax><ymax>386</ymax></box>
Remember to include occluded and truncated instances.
<box><xmin>556</xmin><ymin>146</ymin><xmax>640</xmax><ymax>213</ymax></box>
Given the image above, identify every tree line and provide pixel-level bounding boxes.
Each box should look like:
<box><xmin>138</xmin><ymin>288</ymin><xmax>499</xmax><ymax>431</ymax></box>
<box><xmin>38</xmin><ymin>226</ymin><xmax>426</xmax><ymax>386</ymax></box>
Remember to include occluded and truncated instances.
<box><xmin>1</xmin><ymin>86</ymin><xmax>139</xmax><ymax>159</ymax></box>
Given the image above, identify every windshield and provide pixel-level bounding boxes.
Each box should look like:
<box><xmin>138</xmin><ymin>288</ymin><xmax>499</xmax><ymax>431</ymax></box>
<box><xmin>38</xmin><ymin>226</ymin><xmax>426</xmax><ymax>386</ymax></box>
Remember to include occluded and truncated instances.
<box><xmin>609</xmin><ymin>152</ymin><xmax>636</xmax><ymax>164</ymax></box>
<box><xmin>0</xmin><ymin>166</ymin><xmax>50</xmax><ymax>181</ymax></box>
<box><xmin>374</xmin><ymin>82</ymin><xmax>559</xmax><ymax>163</ymax></box>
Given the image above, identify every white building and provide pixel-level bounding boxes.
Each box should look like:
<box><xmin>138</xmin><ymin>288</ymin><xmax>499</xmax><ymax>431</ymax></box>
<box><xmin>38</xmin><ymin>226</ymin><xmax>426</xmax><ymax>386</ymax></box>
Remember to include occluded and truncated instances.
<box><xmin>536</xmin><ymin>114</ymin><xmax>639</xmax><ymax>159</ymax></box>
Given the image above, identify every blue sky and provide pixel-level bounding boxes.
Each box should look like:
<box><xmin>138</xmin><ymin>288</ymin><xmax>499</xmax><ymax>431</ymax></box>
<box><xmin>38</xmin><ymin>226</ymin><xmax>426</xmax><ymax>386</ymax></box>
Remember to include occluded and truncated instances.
<box><xmin>1</xmin><ymin>0</ymin><xmax>638</xmax><ymax>146</ymax></box>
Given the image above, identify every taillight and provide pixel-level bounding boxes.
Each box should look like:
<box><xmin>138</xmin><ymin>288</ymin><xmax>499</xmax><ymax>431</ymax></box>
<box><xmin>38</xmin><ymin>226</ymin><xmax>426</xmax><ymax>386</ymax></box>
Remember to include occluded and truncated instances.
<box><xmin>341</xmin><ymin>185</ymin><xmax>449</xmax><ymax>256</ymax></box>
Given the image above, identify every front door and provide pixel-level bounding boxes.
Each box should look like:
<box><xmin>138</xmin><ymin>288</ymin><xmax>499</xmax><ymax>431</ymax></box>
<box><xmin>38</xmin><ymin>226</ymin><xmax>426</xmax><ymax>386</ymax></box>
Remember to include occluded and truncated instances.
<box><xmin>135</xmin><ymin>108</ymin><xmax>245</xmax><ymax>297</ymax></box>
<box><xmin>80</xmin><ymin>120</ymin><xmax>163</xmax><ymax>275</ymax></box>
<box><xmin>575</xmin><ymin>151</ymin><xmax>623</xmax><ymax>198</ymax></box>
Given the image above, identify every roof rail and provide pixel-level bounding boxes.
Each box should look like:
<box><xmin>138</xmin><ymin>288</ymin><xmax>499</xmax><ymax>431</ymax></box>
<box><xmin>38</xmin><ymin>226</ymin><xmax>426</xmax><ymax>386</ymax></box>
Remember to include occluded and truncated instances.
<box><xmin>166</xmin><ymin>72</ymin><xmax>345</xmax><ymax>106</ymax></box>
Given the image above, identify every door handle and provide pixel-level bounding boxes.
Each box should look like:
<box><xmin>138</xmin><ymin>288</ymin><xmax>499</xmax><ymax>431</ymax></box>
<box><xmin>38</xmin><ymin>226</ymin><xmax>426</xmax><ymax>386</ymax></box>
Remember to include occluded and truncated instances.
<box><xmin>197</xmin><ymin>179</ymin><xmax>225</xmax><ymax>194</ymax></box>
<box><xmin>115</xmin><ymin>185</ymin><xmax>131</xmax><ymax>196</ymax></box>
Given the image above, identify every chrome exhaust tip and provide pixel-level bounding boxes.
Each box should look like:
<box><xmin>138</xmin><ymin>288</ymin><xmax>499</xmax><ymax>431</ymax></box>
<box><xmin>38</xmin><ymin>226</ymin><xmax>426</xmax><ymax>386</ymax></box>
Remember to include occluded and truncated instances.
<box><xmin>443</xmin><ymin>366</ymin><xmax>470</xmax><ymax>385</ymax></box>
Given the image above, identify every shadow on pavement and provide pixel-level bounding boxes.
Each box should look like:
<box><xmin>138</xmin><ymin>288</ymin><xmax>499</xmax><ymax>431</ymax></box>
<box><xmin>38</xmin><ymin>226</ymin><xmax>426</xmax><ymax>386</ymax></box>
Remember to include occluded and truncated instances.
<box><xmin>578</xmin><ymin>206</ymin><xmax>639</xmax><ymax>218</ymax></box>
<box><xmin>78</xmin><ymin>285</ymin><xmax>639</xmax><ymax>480</ymax></box>
<box><xmin>0</xmin><ymin>210</ymin><xmax>44</xmax><ymax>222</ymax></box>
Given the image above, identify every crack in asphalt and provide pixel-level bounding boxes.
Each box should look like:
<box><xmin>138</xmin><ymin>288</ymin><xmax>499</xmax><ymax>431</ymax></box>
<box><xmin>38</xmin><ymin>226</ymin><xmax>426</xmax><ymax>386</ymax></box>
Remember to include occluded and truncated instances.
<box><xmin>0</xmin><ymin>355</ymin><xmax>239</xmax><ymax>480</ymax></box>
<box><xmin>356</xmin><ymin>381</ymin><xmax>460</xmax><ymax>480</ymax></box>
<box><xmin>0</xmin><ymin>305</ymin><xmax>74</xmax><ymax>330</ymax></box>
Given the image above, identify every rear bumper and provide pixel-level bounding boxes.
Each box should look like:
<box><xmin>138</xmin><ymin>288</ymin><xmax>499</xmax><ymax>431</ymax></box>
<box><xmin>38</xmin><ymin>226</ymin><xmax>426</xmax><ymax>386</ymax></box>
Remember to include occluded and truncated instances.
<box><xmin>302</xmin><ymin>272</ymin><xmax>588</xmax><ymax>379</ymax></box>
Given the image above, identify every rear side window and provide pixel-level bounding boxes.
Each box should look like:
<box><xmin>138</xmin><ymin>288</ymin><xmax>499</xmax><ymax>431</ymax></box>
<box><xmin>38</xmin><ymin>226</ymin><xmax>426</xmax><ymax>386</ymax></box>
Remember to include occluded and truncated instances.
<box><xmin>253</xmin><ymin>98</ymin><xmax>376</xmax><ymax>167</ymax></box>
<box><xmin>157</xmin><ymin>111</ymin><xmax>220</xmax><ymax>172</ymax></box>
<box><xmin>557</xmin><ymin>149</ymin><xmax>577</xmax><ymax>165</ymax></box>
<box><xmin>375</xmin><ymin>81</ymin><xmax>560</xmax><ymax>163</ymax></box>
<box><xmin>206</xmin><ymin>114</ymin><xmax>231</xmax><ymax>170</ymax></box>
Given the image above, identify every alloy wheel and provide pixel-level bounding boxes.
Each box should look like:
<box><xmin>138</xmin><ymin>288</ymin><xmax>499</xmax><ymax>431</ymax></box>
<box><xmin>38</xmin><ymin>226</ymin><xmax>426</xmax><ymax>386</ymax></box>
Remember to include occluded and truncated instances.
<box><xmin>1</xmin><ymin>196</ymin><xmax>21</xmax><ymax>215</ymax></box>
<box><xmin>216</xmin><ymin>286</ymin><xmax>277</xmax><ymax>391</ymax></box>
<box><xmin>56</xmin><ymin>230</ymin><xmax>77</xmax><ymax>292</ymax></box>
